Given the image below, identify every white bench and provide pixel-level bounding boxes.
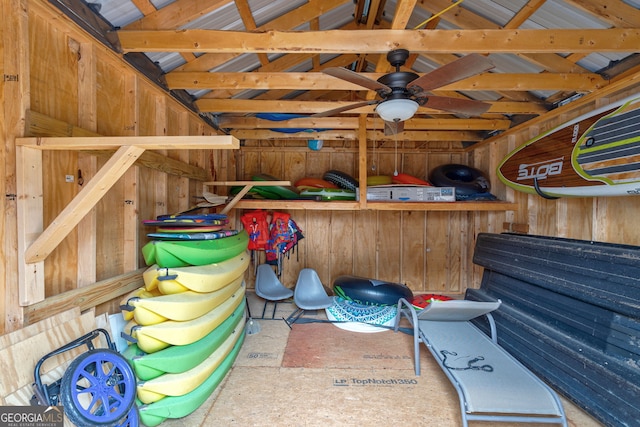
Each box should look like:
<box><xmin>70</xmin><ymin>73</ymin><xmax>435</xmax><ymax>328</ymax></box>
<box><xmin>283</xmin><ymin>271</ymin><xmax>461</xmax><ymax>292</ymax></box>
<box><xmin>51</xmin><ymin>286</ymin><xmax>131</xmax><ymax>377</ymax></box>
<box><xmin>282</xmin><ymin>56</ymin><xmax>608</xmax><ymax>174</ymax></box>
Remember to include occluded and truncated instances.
<box><xmin>394</xmin><ymin>299</ymin><xmax>567</xmax><ymax>427</ymax></box>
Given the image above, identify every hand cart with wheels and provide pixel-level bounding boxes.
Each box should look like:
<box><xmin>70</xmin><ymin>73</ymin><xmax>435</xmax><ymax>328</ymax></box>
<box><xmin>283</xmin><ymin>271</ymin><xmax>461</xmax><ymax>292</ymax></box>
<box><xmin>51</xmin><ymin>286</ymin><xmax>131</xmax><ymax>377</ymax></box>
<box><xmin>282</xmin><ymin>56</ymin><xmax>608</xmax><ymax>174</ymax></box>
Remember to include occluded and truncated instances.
<box><xmin>30</xmin><ymin>328</ymin><xmax>138</xmax><ymax>427</ymax></box>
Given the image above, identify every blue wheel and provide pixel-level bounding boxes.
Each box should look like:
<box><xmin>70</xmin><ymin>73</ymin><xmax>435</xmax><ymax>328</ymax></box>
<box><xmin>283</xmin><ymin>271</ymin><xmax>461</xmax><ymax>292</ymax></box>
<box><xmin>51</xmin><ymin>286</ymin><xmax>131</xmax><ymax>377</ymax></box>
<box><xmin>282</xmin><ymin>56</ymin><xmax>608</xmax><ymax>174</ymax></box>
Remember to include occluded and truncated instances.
<box><xmin>60</xmin><ymin>349</ymin><xmax>136</xmax><ymax>427</ymax></box>
<box><xmin>115</xmin><ymin>405</ymin><xmax>139</xmax><ymax>427</ymax></box>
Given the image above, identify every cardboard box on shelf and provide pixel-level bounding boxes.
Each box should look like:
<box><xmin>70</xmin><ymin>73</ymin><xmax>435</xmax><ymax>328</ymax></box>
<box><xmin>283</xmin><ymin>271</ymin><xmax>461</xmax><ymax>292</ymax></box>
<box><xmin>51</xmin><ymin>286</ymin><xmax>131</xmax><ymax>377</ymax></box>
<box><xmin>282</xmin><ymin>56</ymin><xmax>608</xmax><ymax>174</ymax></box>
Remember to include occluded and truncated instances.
<box><xmin>357</xmin><ymin>185</ymin><xmax>456</xmax><ymax>202</ymax></box>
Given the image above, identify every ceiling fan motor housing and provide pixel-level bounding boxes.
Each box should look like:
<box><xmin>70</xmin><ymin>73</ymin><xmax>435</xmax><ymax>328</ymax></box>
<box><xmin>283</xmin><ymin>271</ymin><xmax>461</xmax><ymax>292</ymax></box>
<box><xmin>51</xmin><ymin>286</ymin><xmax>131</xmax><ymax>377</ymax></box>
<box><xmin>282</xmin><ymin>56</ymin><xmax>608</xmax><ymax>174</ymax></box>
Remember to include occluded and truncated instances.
<box><xmin>377</xmin><ymin>72</ymin><xmax>419</xmax><ymax>99</ymax></box>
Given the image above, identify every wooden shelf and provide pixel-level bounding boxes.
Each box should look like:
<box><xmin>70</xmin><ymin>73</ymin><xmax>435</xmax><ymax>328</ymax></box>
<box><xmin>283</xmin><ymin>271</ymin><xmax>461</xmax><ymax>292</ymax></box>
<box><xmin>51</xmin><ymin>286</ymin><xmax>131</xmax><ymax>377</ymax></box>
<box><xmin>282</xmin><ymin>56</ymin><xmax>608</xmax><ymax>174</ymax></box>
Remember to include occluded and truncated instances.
<box><xmin>207</xmin><ymin>180</ymin><xmax>517</xmax><ymax>213</ymax></box>
<box><xmin>231</xmin><ymin>199</ymin><xmax>517</xmax><ymax>211</ymax></box>
<box><xmin>367</xmin><ymin>201</ymin><xmax>518</xmax><ymax>211</ymax></box>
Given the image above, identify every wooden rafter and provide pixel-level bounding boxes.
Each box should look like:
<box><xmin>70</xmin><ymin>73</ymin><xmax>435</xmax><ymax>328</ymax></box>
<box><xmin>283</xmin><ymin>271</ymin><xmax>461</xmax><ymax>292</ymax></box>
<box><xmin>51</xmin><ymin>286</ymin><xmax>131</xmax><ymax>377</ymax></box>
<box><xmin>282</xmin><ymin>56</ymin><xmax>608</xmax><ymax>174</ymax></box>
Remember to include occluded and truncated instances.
<box><xmin>505</xmin><ymin>0</ymin><xmax>548</xmax><ymax>29</ymax></box>
<box><xmin>229</xmin><ymin>129</ymin><xmax>483</xmax><ymax>141</ymax></box>
<box><xmin>171</xmin><ymin>0</ymin><xmax>351</xmax><ymax>73</ymax></box>
<box><xmin>166</xmin><ymin>72</ymin><xmax>606</xmax><ymax>91</ymax></box>
<box><xmin>565</xmin><ymin>0</ymin><xmax>640</xmax><ymax>27</ymax></box>
<box><xmin>197</xmin><ymin>98</ymin><xmax>548</xmax><ymax>114</ymax></box>
<box><xmin>416</xmin><ymin>0</ymin><xmax>592</xmax><ymax>75</ymax></box>
<box><xmin>117</xmin><ymin>28</ymin><xmax>640</xmax><ymax>54</ymax></box>
<box><xmin>217</xmin><ymin>116</ymin><xmax>511</xmax><ymax>131</ymax></box>
<box><xmin>124</xmin><ymin>0</ymin><xmax>235</xmax><ymax>30</ymax></box>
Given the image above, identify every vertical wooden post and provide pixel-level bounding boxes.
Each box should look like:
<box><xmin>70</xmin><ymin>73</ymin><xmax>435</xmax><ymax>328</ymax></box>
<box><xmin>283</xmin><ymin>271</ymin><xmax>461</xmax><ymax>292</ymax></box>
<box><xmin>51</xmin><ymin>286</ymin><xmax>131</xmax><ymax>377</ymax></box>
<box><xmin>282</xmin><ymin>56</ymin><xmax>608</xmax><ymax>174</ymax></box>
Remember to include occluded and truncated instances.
<box><xmin>154</xmin><ymin>96</ymin><xmax>168</xmax><ymax>219</ymax></box>
<box><xmin>77</xmin><ymin>41</ymin><xmax>98</xmax><ymax>286</ymax></box>
<box><xmin>16</xmin><ymin>147</ymin><xmax>45</xmax><ymax>305</ymax></box>
<box><xmin>170</xmin><ymin>111</ymin><xmax>190</xmax><ymax>214</ymax></box>
<box><xmin>123</xmin><ymin>75</ymin><xmax>139</xmax><ymax>271</ymax></box>
<box><xmin>3</xmin><ymin>0</ymin><xmax>34</xmax><ymax>320</ymax></box>
<box><xmin>358</xmin><ymin>114</ymin><xmax>368</xmax><ymax>209</ymax></box>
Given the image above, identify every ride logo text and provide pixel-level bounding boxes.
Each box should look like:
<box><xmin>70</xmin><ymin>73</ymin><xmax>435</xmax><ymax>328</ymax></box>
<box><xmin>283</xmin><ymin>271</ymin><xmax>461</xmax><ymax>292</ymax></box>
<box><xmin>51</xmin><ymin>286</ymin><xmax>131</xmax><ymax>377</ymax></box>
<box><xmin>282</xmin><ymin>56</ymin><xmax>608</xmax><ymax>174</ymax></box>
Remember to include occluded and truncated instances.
<box><xmin>516</xmin><ymin>157</ymin><xmax>564</xmax><ymax>181</ymax></box>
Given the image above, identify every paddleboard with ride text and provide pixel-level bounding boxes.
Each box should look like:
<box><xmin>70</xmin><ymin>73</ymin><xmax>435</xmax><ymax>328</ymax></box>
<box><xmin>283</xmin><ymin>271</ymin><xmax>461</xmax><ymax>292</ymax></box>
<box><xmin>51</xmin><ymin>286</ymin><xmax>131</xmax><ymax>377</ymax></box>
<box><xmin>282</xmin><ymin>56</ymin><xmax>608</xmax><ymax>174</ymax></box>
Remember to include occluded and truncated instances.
<box><xmin>498</xmin><ymin>94</ymin><xmax>640</xmax><ymax>198</ymax></box>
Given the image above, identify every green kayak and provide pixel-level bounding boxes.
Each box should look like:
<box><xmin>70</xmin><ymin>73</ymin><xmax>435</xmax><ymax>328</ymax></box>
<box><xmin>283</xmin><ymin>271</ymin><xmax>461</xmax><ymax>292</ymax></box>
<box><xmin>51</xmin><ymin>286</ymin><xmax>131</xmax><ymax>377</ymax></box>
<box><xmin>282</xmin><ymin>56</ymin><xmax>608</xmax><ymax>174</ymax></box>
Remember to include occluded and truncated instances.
<box><xmin>122</xmin><ymin>299</ymin><xmax>245</xmax><ymax>381</ymax></box>
<box><xmin>137</xmin><ymin>331</ymin><xmax>245</xmax><ymax>427</ymax></box>
<box><xmin>142</xmin><ymin>229</ymin><xmax>249</xmax><ymax>268</ymax></box>
<box><xmin>251</xmin><ymin>173</ymin><xmax>300</xmax><ymax>199</ymax></box>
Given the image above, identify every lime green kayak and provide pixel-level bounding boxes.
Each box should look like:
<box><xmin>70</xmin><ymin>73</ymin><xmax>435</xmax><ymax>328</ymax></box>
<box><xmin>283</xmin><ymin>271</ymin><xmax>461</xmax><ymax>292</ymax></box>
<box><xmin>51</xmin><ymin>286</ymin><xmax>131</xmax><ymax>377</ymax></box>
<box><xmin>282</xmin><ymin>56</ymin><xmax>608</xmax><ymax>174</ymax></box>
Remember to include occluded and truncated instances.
<box><xmin>138</xmin><ymin>331</ymin><xmax>245</xmax><ymax>427</ymax></box>
<box><xmin>136</xmin><ymin>316</ymin><xmax>245</xmax><ymax>404</ymax></box>
<box><xmin>251</xmin><ymin>173</ymin><xmax>300</xmax><ymax>199</ymax></box>
<box><xmin>122</xmin><ymin>300</ymin><xmax>245</xmax><ymax>381</ymax></box>
<box><xmin>142</xmin><ymin>230</ymin><xmax>249</xmax><ymax>268</ymax></box>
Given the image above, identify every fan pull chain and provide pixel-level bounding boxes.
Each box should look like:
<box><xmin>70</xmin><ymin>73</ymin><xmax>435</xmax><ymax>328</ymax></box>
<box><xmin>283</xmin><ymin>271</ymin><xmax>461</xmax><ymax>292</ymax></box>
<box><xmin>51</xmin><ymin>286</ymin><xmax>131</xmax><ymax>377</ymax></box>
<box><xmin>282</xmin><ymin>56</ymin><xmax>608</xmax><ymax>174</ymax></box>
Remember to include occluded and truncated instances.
<box><xmin>394</xmin><ymin>131</ymin><xmax>399</xmax><ymax>176</ymax></box>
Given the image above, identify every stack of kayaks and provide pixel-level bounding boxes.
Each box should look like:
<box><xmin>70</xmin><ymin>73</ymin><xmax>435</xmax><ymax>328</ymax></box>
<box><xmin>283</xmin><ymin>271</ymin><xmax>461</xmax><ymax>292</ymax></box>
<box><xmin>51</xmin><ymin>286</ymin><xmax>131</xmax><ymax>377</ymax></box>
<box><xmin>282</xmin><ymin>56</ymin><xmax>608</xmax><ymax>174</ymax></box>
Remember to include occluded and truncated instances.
<box><xmin>141</xmin><ymin>213</ymin><xmax>249</xmax><ymax>268</ymax></box>
<box><xmin>120</xmin><ymin>212</ymin><xmax>251</xmax><ymax>426</ymax></box>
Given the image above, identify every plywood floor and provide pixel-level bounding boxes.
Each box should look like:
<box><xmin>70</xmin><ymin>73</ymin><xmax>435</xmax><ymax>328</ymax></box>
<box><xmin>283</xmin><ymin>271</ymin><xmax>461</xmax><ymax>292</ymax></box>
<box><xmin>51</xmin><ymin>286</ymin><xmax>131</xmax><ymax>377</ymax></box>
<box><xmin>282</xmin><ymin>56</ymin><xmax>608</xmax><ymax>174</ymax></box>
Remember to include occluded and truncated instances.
<box><xmin>157</xmin><ymin>292</ymin><xmax>603</xmax><ymax>427</ymax></box>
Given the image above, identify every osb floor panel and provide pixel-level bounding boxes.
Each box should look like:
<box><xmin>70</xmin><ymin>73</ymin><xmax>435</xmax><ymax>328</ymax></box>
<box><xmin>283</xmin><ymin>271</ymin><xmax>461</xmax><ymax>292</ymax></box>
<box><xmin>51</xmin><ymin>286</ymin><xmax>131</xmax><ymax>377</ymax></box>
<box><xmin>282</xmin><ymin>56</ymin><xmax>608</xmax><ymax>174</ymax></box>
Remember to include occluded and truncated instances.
<box><xmin>281</xmin><ymin>322</ymin><xmax>426</xmax><ymax>370</ymax></box>
<box><xmin>157</xmin><ymin>293</ymin><xmax>603</xmax><ymax>427</ymax></box>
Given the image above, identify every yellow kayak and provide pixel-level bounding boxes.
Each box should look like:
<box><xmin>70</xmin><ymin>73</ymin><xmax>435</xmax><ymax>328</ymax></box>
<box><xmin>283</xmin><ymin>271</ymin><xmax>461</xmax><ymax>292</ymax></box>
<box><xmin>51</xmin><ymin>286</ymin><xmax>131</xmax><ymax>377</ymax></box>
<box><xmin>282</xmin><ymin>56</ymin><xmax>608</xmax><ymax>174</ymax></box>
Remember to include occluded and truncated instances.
<box><xmin>121</xmin><ymin>275</ymin><xmax>243</xmax><ymax>326</ymax></box>
<box><xmin>123</xmin><ymin>284</ymin><xmax>245</xmax><ymax>353</ymax></box>
<box><xmin>119</xmin><ymin>287</ymin><xmax>163</xmax><ymax>321</ymax></box>
<box><xmin>143</xmin><ymin>251</ymin><xmax>250</xmax><ymax>294</ymax></box>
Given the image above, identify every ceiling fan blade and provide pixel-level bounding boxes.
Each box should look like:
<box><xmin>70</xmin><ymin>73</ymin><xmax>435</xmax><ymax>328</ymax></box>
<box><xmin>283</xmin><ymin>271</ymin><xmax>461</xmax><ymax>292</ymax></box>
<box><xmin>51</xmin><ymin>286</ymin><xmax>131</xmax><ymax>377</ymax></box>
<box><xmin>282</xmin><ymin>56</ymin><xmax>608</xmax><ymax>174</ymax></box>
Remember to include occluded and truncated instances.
<box><xmin>423</xmin><ymin>96</ymin><xmax>492</xmax><ymax>116</ymax></box>
<box><xmin>384</xmin><ymin>120</ymin><xmax>404</xmax><ymax>135</ymax></box>
<box><xmin>407</xmin><ymin>54</ymin><xmax>495</xmax><ymax>93</ymax></box>
<box><xmin>323</xmin><ymin>67</ymin><xmax>392</xmax><ymax>94</ymax></box>
<box><xmin>306</xmin><ymin>100</ymin><xmax>379</xmax><ymax>118</ymax></box>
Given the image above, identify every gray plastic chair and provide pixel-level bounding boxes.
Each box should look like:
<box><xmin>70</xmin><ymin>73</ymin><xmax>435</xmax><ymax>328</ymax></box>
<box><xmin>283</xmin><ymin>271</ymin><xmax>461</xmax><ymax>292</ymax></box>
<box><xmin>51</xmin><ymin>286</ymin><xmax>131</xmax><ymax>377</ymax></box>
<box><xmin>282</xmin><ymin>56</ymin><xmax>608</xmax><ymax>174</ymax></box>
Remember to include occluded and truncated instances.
<box><xmin>286</xmin><ymin>268</ymin><xmax>334</xmax><ymax>325</ymax></box>
<box><xmin>254</xmin><ymin>264</ymin><xmax>293</xmax><ymax>319</ymax></box>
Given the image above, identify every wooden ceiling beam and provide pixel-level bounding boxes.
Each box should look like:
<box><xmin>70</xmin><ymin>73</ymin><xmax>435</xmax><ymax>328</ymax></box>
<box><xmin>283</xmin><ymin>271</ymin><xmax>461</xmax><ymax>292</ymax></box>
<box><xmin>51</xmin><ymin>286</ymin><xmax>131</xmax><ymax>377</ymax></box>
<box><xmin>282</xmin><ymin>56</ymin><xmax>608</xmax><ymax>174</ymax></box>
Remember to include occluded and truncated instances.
<box><xmin>218</xmin><ymin>116</ymin><xmax>511</xmax><ymax>131</ymax></box>
<box><xmin>235</xmin><ymin>0</ymin><xmax>270</xmax><ymax>66</ymax></box>
<box><xmin>417</xmin><ymin>0</ymin><xmax>592</xmax><ymax>75</ymax></box>
<box><xmin>118</xmin><ymin>28</ymin><xmax>640</xmax><ymax>54</ymax></box>
<box><xmin>197</xmin><ymin>99</ymin><xmax>548</xmax><ymax>114</ymax></box>
<box><xmin>230</xmin><ymin>129</ymin><xmax>484</xmax><ymax>141</ymax></box>
<box><xmin>202</xmin><ymin>53</ymin><xmax>361</xmax><ymax>100</ymax></box>
<box><xmin>171</xmin><ymin>0</ymin><xmax>351</xmax><ymax>72</ymax></box>
<box><xmin>166</xmin><ymin>71</ymin><xmax>606</xmax><ymax>91</ymax></box>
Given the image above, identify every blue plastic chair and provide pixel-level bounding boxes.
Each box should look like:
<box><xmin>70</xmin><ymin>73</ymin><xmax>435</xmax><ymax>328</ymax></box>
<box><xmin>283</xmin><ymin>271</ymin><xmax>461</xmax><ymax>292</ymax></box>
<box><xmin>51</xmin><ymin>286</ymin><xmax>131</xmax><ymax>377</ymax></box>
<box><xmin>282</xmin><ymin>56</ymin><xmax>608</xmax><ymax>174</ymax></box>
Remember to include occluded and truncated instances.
<box><xmin>254</xmin><ymin>264</ymin><xmax>293</xmax><ymax>319</ymax></box>
<box><xmin>286</xmin><ymin>268</ymin><xmax>334</xmax><ymax>325</ymax></box>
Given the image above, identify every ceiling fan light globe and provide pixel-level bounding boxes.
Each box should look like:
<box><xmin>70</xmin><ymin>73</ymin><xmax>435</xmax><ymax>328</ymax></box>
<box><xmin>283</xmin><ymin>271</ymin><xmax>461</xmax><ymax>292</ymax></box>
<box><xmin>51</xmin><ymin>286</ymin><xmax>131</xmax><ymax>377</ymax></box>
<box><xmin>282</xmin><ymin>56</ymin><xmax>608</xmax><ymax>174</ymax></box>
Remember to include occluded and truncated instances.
<box><xmin>375</xmin><ymin>98</ymin><xmax>419</xmax><ymax>122</ymax></box>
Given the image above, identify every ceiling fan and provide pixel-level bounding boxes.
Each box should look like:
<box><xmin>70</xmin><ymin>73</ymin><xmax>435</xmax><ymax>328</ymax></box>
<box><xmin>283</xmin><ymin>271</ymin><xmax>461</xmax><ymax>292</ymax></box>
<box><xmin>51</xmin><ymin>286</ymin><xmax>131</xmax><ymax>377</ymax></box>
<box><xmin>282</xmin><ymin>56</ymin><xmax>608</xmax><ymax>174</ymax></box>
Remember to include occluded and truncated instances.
<box><xmin>308</xmin><ymin>49</ymin><xmax>495</xmax><ymax>134</ymax></box>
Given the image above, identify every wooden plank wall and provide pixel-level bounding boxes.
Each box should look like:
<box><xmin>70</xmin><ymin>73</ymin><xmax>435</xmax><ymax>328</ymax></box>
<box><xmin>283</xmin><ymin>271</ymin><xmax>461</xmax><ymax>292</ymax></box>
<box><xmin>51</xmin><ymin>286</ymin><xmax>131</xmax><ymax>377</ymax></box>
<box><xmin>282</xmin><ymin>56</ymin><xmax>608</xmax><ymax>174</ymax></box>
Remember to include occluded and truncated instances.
<box><xmin>472</xmin><ymin>87</ymin><xmax>640</xmax><ymax>249</ymax></box>
<box><xmin>233</xmin><ymin>141</ymin><xmax>484</xmax><ymax>294</ymax></box>
<box><xmin>235</xmin><ymin>80</ymin><xmax>640</xmax><ymax>296</ymax></box>
<box><xmin>3</xmin><ymin>0</ymin><xmax>640</xmax><ymax>338</ymax></box>
<box><xmin>0</xmin><ymin>1</ymin><xmax>221</xmax><ymax>334</ymax></box>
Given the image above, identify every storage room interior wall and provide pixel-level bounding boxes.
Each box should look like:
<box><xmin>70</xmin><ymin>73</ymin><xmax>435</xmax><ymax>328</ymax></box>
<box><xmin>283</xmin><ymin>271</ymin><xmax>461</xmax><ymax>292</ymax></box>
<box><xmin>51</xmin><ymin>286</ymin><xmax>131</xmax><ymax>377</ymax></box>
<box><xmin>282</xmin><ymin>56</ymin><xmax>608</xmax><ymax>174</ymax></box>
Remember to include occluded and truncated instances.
<box><xmin>3</xmin><ymin>1</ymin><xmax>640</xmax><ymax>335</ymax></box>
<box><xmin>1</xmin><ymin>1</ymin><xmax>220</xmax><ymax>333</ymax></box>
